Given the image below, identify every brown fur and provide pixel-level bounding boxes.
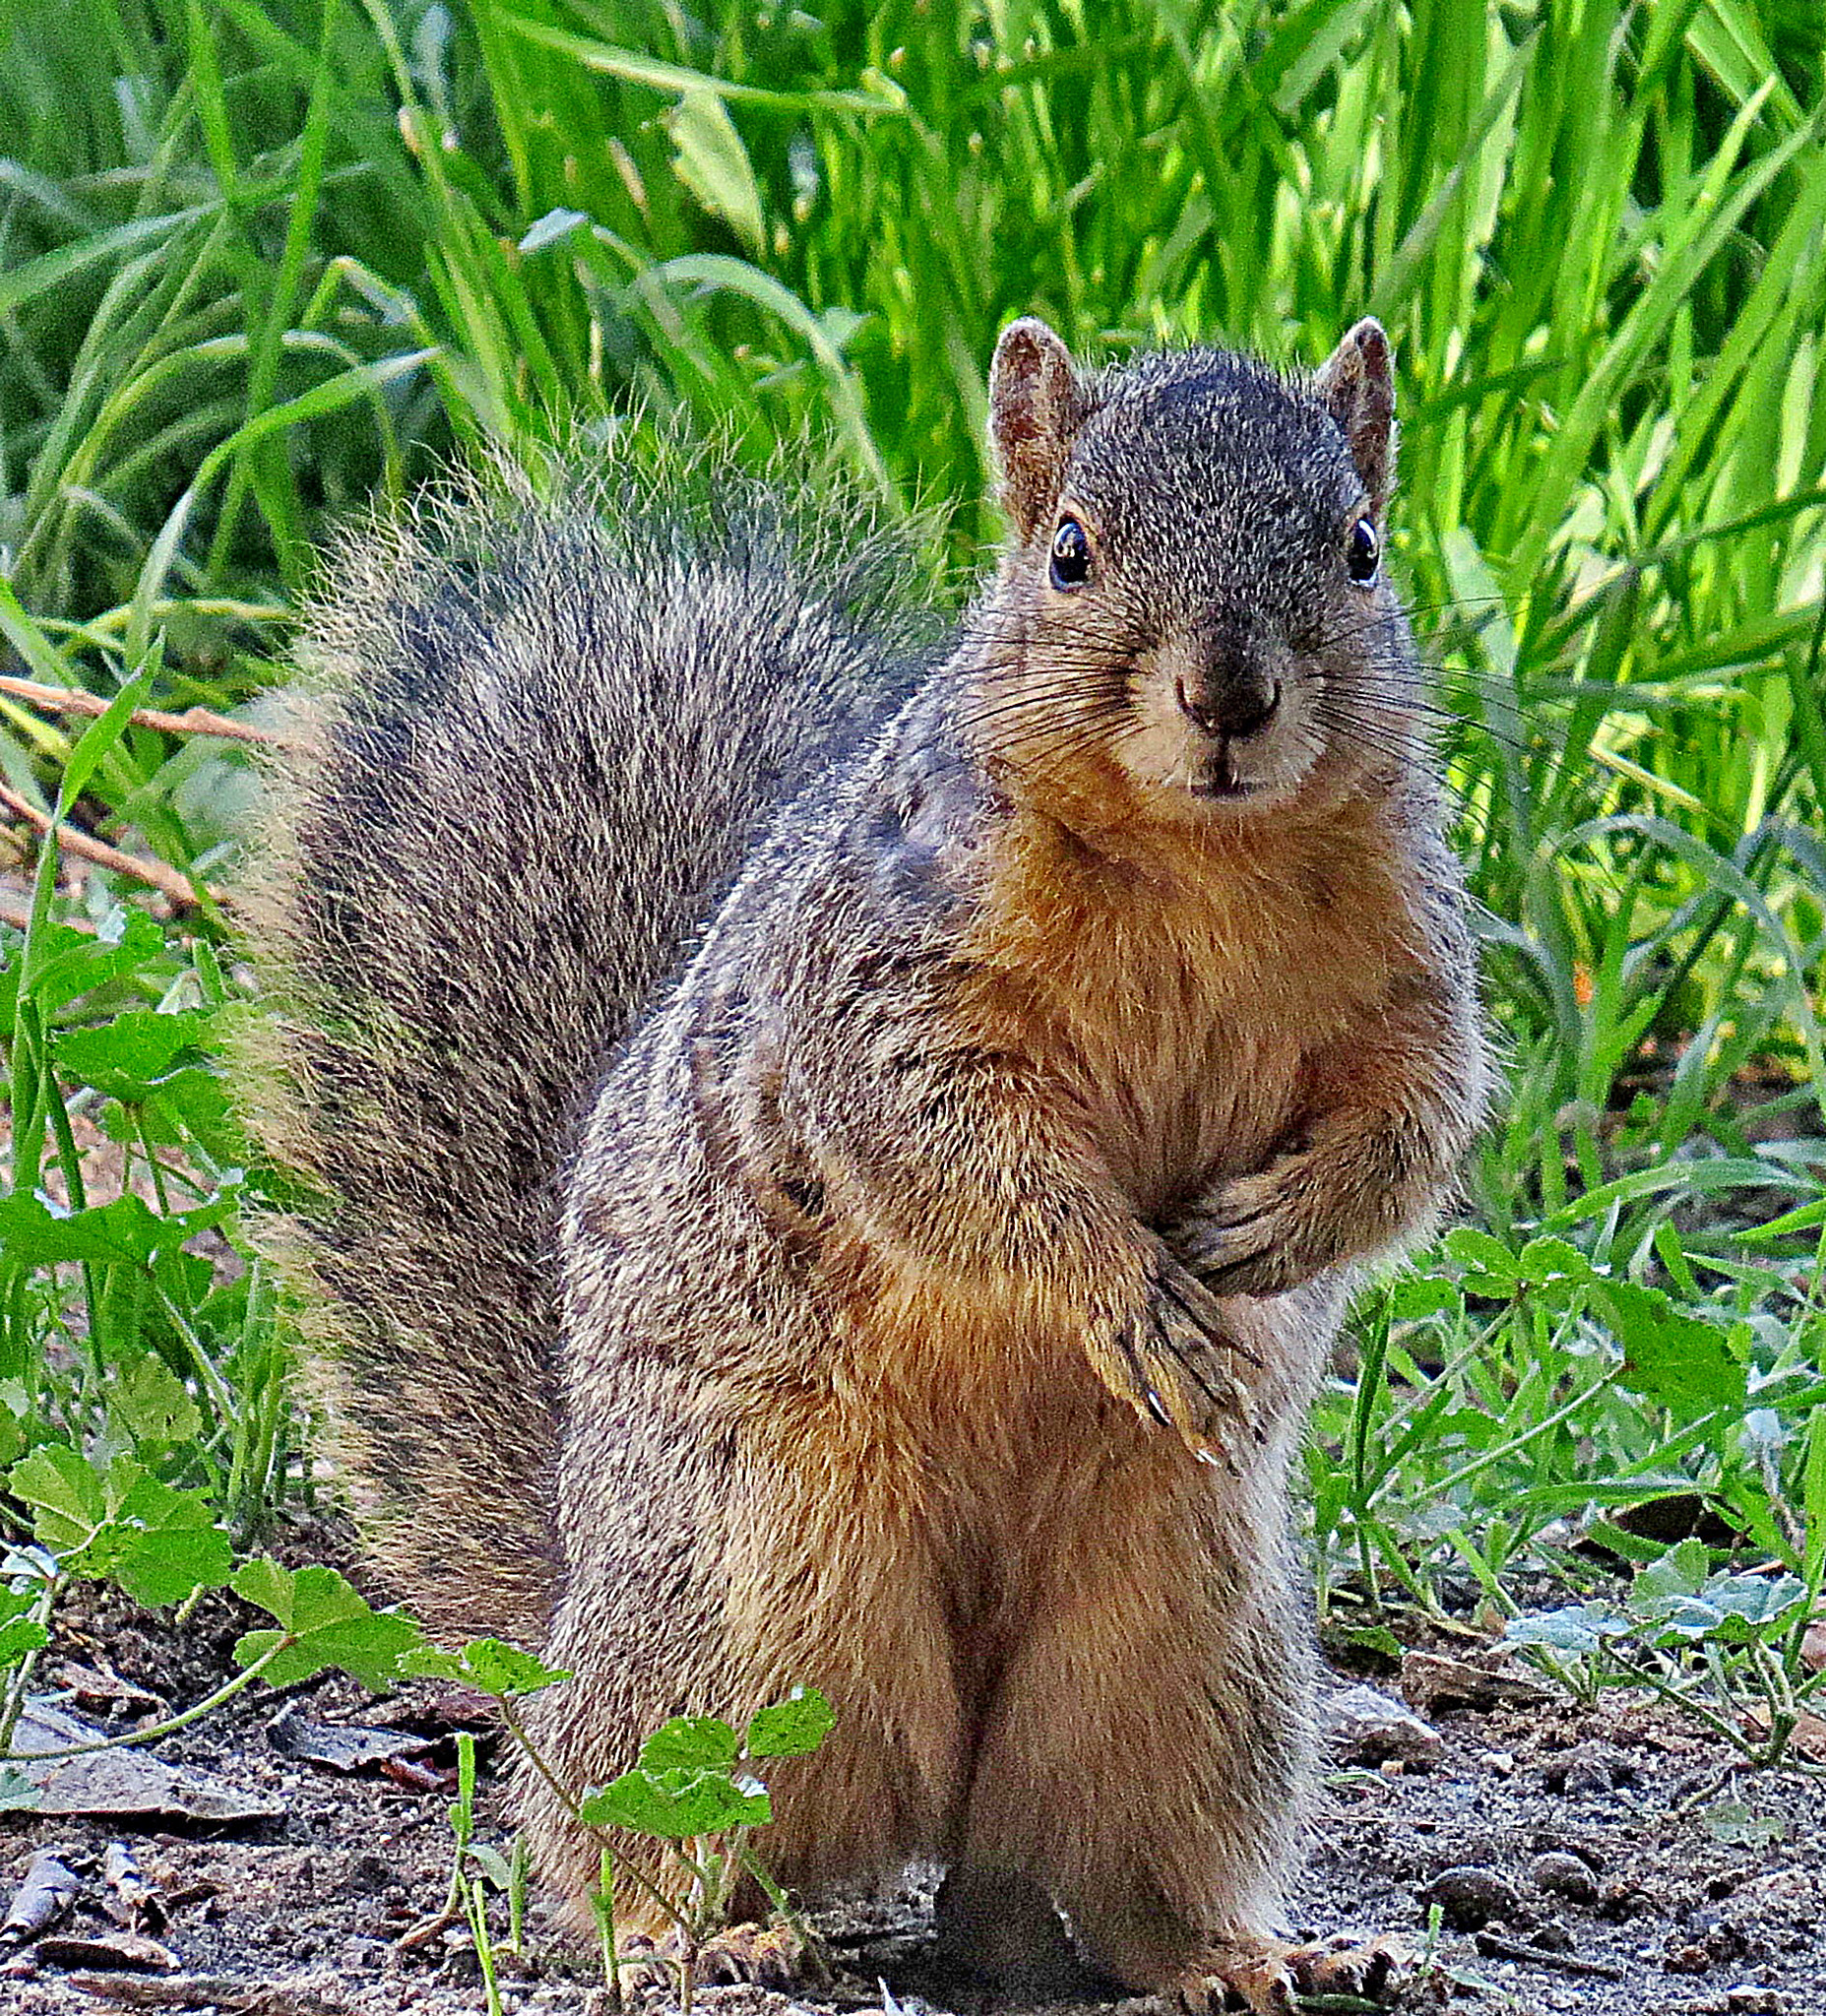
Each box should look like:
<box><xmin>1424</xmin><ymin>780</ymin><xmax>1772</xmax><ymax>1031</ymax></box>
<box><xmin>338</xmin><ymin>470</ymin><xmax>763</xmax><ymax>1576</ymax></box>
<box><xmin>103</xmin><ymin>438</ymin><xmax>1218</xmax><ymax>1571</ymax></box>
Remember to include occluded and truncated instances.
<box><xmin>237</xmin><ymin>324</ymin><xmax>1489</xmax><ymax>2007</ymax></box>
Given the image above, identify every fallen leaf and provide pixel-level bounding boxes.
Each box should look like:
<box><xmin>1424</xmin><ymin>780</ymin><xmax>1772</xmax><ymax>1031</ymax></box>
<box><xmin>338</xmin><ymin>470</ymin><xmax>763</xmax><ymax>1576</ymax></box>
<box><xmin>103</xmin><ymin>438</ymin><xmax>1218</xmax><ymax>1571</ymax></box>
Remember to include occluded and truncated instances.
<box><xmin>34</xmin><ymin>1931</ymin><xmax>179</xmax><ymax>1973</ymax></box>
<box><xmin>266</xmin><ymin>1702</ymin><xmax>433</xmax><ymax>1776</ymax></box>
<box><xmin>1</xmin><ymin>1847</ymin><xmax>83</xmax><ymax>1947</ymax></box>
<box><xmin>12</xmin><ymin>1701</ymin><xmax>282</xmax><ymax>1826</ymax></box>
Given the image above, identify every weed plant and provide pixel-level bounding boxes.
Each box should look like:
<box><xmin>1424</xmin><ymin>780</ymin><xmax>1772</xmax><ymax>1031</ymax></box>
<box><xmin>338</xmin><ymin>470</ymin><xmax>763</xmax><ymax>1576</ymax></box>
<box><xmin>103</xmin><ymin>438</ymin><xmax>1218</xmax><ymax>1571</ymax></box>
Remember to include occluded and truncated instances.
<box><xmin>1</xmin><ymin>0</ymin><xmax>1824</xmax><ymax>1771</ymax></box>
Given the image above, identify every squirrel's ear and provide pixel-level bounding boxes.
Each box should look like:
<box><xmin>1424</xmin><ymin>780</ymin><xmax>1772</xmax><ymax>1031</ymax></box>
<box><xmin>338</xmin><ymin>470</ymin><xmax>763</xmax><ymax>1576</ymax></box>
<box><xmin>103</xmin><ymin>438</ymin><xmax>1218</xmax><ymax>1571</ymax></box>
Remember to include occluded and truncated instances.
<box><xmin>1315</xmin><ymin>318</ymin><xmax>1396</xmax><ymax>517</ymax></box>
<box><xmin>989</xmin><ymin>318</ymin><xmax>1087</xmax><ymax>542</ymax></box>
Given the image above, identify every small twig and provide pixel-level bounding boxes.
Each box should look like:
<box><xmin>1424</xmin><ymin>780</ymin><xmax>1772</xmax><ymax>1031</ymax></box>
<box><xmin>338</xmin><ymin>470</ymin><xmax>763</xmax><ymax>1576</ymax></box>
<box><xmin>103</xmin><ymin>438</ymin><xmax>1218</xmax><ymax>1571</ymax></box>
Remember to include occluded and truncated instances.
<box><xmin>0</xmin><ymin>898</ymin><xmax>94</xmax><ymax>935</ymax></box>
<box><xmin>0</xmin><ymin>786</ymin><xmax>220</xmax><ymax>913</ymax></box>
<box><xmin>0</xmin><ymin>675</ymin><xmax>300</xmax><ymax>750</ymax></box>
<box><xmin>66</xmin><ymin>1976</ymin><xmax>350</xmax><ymax>2015</ymax></box>
<box><xmin>1471</xmin><ymin>1930</ymin><xmax>1624</xmax><ymax>1981</ymax></box>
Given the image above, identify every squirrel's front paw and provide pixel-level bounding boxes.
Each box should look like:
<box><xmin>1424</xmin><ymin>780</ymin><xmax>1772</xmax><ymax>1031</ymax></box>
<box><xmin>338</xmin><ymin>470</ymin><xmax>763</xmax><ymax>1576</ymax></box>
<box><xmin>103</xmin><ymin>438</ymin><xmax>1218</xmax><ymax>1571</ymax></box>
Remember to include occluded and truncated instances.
<box><xmin>1089</xmin><ymin>1251</ymin><xmax>1265</xmax><ymax>1468</ymax></box>
<box><xmin>1167</xmin><ymin>1161</ymin><xmax>1342</xmax><ymax>1298</ymax></box>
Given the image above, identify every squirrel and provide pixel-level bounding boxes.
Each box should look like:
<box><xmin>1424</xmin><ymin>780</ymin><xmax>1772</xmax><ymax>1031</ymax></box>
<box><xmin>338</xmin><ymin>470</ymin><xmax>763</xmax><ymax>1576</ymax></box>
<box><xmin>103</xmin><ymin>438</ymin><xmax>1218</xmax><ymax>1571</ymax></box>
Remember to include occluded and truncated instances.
<box><xmin>237</xmin><ymin>315</ymin><xmax>1490</xmax><ymax>2014</ymax></box>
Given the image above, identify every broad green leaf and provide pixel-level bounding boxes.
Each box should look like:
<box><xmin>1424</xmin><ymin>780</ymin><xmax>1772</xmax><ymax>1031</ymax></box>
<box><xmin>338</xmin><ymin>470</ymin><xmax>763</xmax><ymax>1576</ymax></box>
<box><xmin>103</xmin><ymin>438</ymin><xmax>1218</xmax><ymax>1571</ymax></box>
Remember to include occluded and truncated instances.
<box><xmin>230</xmin><ymin>1560</ymin><xmax>423</xmax><ymax>1690</ymax></box>
<box><xmin>0</xmin><ymin>1193</ymin><xmax>166</xmax><ymax>1267</ymax></box>
<box><xmin>0</xmin><ymin>1589</ymin><xmax>49</xmax><ymax>1669</ymax></box>
<box><xmin>1632</xmin><ymin>1538</ymin><xmax>1714</xmax><ymax>1612</ymax></box>
<box><xmin>54</xmin><ymin>1007</ymin><xmax>213</xmax><ymax>1096</ymax></box>
<box><xmin>1504</xmin><ymin>1604</ymin><xmax>1631</xmax><ymax>1654</ymax></box>
<box><xmin>1604</xmin><ymin>1287</ymin><xmax>1748</xmax><ymax>1418</ymax></box>
<box><xmin>744</xmin><ymin>1686</ymin><xmax>835</xmax><ymax>1759</ymax></box>
<box><xmin>1442</xmin><ymin>1228</ymin><xmax>1520</xmax><ymax>1297</ymax></box>
<box><xmin>7</xmin><ymin>1442</ymin><xmax>106</xmax><ymax>1549</ymax></box>
<box><xmin>399</xmin><ymin>1636</ymin><xmax>570</xmax><ymax>1699</ymax></box>
<box><xmin>1514</xmin><ymin>1237</ymin><xmax>1595</xmax><ymax>1289</ymax></box>
<box><xmin>639</xmin><ymin>1715</ymin><xmax>740</xmax><ymax>1775</ymax></box>
<box><xmin>109</xmin><ymin>1355</ymin><xmax>202</xmax><ymax>1449</ymax></box>
<box><xmin>1701</xmin><ymin>1572</ymin><xmax>1807</xmax><ymax>1637</ymax></box>
<box><xmin>0</xmin><ymin>1766</ymin><xmax>41</xmax><ymax>1812</ymax></box>
<box><xmin>107</xmin><ymin>1472</ymin><xmax>234</xmax><ymax>1606</ymax></box>
<box><xmin>6</xmin><ymin>1448</ymin><xmax>231</xmax><ymax>1606</ymax></box>
<box><xmin>578</xmin><ymin>1766</ymin><xmax>771</xmax><ymax>1840</ymax></box>
<box><xmin>1386</xmin><ymin>1276</ymin><xmax>1461</xmax><ymax>1323</ymax></box>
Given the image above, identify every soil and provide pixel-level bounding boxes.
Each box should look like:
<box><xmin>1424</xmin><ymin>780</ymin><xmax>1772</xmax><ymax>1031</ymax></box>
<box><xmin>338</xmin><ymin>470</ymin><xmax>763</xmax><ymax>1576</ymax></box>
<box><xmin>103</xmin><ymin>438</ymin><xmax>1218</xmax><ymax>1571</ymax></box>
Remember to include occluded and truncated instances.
<box><xmin>1</xmin><ymin>1559</ymin><xmax>1821</xmax><ymax>2016</ymax></box>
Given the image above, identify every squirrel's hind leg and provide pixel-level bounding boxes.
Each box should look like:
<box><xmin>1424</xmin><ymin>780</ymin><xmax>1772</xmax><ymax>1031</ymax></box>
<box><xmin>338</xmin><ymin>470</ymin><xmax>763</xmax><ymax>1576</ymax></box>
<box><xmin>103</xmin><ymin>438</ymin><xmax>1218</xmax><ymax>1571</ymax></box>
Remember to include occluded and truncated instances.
<box><xmin>511</xmin><ymin>1353</ymin><xmax>977</xmax><ymax>1951</ymax></box>
<box><xmin>940</xmin><ymin>1413</ymin><xmax>1315</xmax><ymax>2002</ymax></box>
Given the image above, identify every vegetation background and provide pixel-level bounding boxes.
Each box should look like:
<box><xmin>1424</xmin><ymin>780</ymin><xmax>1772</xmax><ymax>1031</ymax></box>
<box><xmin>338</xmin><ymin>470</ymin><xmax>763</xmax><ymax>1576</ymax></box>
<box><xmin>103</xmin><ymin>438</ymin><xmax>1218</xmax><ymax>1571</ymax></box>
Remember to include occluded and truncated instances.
<box><xmin>1</xmin><ymin>0</ymin><xmax>1824</xmax><ymax>1777</ymax></box>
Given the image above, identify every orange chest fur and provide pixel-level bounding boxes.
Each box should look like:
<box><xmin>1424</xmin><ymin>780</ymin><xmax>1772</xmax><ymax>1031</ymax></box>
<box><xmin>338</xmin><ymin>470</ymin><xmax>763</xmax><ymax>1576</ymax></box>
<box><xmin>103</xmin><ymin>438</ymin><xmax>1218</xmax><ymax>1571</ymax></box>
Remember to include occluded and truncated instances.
<box><xmin>967</xmin><ymin>813</ymin><xmax>1411</xmax><ymax>1211</ymax></box>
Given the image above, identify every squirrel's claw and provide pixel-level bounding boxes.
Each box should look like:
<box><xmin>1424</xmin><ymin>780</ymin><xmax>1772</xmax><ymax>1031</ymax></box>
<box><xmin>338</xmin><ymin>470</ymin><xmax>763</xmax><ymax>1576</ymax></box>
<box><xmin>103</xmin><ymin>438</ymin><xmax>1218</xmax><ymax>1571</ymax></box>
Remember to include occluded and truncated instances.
<box><xmin>617</xmin><ymin>1921</ymin><xmax>822</xmax><ymax>1997</ymax></box>
<box><xmin>1092</xmin><ymin>1250</ymin><xmax>1267</xmax><ymax>1466</ymax></box>
<box><xmin>1166</xmin><ymin>1929</ymin><xmax>1408</xmax><ymax>2014</ymax></box>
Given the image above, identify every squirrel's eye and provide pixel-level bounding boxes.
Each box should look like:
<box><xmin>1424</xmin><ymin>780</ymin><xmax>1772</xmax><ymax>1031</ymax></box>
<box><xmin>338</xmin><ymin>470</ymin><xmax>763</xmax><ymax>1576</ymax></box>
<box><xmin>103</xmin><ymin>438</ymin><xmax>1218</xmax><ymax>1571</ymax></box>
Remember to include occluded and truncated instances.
<box><xmin>1347</xmin><ymin>516</ymin><xmax>1380</xmax><ymax>585</ymax></box>
<box><xmin>1049</xmin><ymin>517</ymin><xmax>1091</xmax><ymax>590</ymax></box>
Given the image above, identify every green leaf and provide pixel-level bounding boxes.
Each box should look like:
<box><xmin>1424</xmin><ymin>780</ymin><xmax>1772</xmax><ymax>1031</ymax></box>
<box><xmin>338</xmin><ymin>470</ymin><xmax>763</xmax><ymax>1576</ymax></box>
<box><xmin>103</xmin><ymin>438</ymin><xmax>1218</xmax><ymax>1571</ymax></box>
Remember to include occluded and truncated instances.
<box><xmin>0</xmin><ymin>1766</ymin><xmax>41</xmax><ymax>1812</ymax></box>
<box><xmin>1701</xmin><ymin>1572</ymin><xmax>1807</xmax><ymax>1640</ymax></box>
<box><xmin>1503</xmin><ymin>1603</ymin><xmax>1631</xmax><ymax>1654</ymax></box>
<box><xmin>230</xmin><ymin>1560</ymin><xmax>423</xmax><ymax>1690</ymax></box>
<box><xmin>0</xmin><ymin>1589</ymin><xmax>49</xmax><ymax>1669</ymax></box>
<box><xmin>1386</xmin><ymin>1275</ymin><xmax>1461</xmax><ymax>1323</ymax></box>
<box><xmin>1603</xmin><ymin>1286</ymin><xmax>1748</xmax><ymax>1418</ymax></box>
<box><xmin>54</xmin><ymin>1007</ymin><xmax>213</xmax><ymax>1097</ymax></box>
<box><xmin>744</xmin><ymin>1686</ymin><xmax>835</xmax><ymax>1759</ymax></box>
<box><xmin>577</xmin><ymin>1766</ymin><xmax>771</xmax><ymax>1840</ymax></box>
<box><xmin>639</xmin><ymin>1715</ymin><xmax>740</xmax><ymax>1774</ymax></box>
<box><xmin>109</xmin><ymin>1355</ymin><xmax>202</xmax><ymax>1449</ymax></box>
<box><xmin>399</xmin><ymin>1636</ymin><xmax>571</xmax><ymax>1699</ymax></box>
<box><xmin>5</xmin><ymin>1447</ymin><xmax>231</xmax><ymax>1606</ymax></box>
<box><xmin>1442</xmin><ymin>1228</ymin><xmax>1520</xmax><ymax>1297</ymax></box>
<box><xmin>0</xmin><ymin>1193</ymin><xmax>165</xmax><ymax>1267</ymax></box>
<box><xmin>0</xmin><ymin>1189</ymin><xmax>234</xmax><ymax>1269</ymax></box>
<box><xmin>7</xmin><ymin>1441</ymin><xmax>106</xmax><ymax>1550</ymax></box>
<box><xmin>108</xmin><ymin>1473</ymin><xmax>234</xmax><ymax>1606</ymax></box>
<box><xmin>1514</xmin><ymin>1236</ymin><xmax>1595</xmax><ymax>1290</ymax></box>
<box><xmin>1632</xmin><ymin>1538</ymin><xmax>1713</xmax><ymax>1611</ymax></box>
<box><xmin>665</xmin><ymin>92</ymin><xmax>766</xmax><ymax>253</ymax></box>
<box><xmin>24</xmin><ymin>912</ymin><xmax>164</xmax><ymax>1017</ymax></box>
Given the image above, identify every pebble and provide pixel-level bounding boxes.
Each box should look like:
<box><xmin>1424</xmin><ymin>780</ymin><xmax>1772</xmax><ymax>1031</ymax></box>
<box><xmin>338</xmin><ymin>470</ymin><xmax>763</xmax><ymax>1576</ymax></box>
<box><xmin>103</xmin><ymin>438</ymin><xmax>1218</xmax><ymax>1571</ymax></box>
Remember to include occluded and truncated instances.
<box><xmin>1422</xmin><ymin>1864</ymin><xmax>1522</xmax><ymax>1930</ymax></box>
<box><xmin>1548</xmin><ymin>1741</ymin><xmax>1637</xmax><ymax>1796</ymax></box>
<box><xmin>1328</xmin><ymin>1683</ymin><xmax>1443</xmax><ymax>1768</ymax></box>
<box><xmin>1530</xmin><ymin>1851</ymin><xmax>1601</xmax><ymax>1907</ymax></box>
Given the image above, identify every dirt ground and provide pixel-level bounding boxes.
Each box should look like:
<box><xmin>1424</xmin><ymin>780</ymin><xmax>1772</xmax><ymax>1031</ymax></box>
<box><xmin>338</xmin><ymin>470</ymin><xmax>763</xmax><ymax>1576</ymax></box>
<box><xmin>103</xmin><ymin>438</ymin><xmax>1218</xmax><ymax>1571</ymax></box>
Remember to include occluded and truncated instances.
<box><xmin>1</xmin><ymin>1572</ymin><xmax>1821</xmax><ymax>2016</ymax></box>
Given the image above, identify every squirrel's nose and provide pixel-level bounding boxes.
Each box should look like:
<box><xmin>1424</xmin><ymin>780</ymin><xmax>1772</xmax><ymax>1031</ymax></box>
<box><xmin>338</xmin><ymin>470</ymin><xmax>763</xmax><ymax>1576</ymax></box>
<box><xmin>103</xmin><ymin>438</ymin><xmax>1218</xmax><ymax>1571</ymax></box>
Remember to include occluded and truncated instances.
<box><xmin>1176</xmin><ymin>675</ymin><xmax>1281</xmax><ymax>741</ymax></box>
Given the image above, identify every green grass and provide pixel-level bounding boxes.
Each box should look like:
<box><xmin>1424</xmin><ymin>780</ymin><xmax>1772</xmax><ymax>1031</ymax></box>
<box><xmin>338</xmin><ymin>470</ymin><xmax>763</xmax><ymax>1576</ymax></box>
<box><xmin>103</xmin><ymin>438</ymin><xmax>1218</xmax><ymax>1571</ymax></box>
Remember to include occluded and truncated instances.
<box><xmin>1</xmin><ymin>0</ymin><xmax>1824</xmax><ymax>1750</ymax></box>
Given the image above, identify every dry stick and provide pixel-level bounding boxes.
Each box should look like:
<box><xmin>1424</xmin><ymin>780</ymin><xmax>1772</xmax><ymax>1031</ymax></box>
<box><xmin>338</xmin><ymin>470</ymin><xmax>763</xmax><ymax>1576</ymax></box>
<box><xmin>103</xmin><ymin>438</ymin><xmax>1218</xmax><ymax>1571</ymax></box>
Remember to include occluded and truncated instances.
<box><xmin>0</xmin><ymin>786</ymin><xmax>221</xmax><ymax>913</ymax></box>
<box><xmin>0</xmin><ymin>898</ymin><xmax>94</xmax><ymax>935</ymax></box>
<box><xmin>0</xmin><ymin>675</ymin><xmax>302</xmax><ymax>750</ymax></box>
<box><xmin>66</xmin><ymin>1977</ymin><xmax>350</xmax><ymax>2016</ymax></box>
<box><xmin>1471</xmin><ymin>1930</ymin><xmax>1625</xmax><ymax>1982</ymax></box>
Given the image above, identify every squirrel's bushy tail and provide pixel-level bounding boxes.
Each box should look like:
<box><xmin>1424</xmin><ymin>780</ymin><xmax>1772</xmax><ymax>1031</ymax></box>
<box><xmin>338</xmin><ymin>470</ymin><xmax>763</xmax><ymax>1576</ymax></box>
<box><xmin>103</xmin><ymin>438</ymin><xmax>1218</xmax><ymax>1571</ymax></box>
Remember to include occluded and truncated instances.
<box><xmin>237</xmin><ymin>453</ymin><xmax>925</xmax><ymax>1641</ymax></box>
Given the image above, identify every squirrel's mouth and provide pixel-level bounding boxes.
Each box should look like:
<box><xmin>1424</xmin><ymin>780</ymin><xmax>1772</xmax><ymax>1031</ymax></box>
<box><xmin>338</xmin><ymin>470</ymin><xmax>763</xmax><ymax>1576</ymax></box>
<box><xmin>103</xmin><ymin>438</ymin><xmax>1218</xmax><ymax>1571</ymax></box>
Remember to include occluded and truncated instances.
<box><xmin>1189</xmin><ymin>749</ymin><xmax>1260</xmax><ymax>801</ymax></box>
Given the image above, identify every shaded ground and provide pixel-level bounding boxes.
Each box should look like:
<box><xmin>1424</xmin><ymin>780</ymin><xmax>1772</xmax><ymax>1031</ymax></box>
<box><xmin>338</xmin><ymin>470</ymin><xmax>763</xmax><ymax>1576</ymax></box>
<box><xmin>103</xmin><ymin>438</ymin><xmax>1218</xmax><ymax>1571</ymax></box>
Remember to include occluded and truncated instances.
<box><xmin>1</xmin><ymin>1576</ymin><xmax>1821</xmax><ymax>2016</ymax></box>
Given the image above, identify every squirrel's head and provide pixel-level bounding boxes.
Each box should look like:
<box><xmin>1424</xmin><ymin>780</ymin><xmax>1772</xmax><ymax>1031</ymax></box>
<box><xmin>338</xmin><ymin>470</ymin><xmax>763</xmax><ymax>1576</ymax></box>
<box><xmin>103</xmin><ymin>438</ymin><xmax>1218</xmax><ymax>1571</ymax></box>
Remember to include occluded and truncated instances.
<box><xmin>975</xmin><ymin>316</ymin><xmax>1417</xmax><ymax>829</ymax></box>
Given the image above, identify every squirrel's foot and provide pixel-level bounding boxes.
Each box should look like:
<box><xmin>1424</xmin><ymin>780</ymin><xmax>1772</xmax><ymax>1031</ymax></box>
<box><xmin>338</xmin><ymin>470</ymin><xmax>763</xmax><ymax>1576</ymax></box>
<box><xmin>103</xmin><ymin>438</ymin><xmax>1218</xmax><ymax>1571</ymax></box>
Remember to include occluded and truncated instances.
<box><xmin>1165</xmin><ymin>1930</ymin><xmax>1408</xmax><ymax>2013</ymax></box>
<box><xmin>616</xmin><ymin>1922</ymin><xmax>823</xmax><ymax>1997</ymax></box>
<box><xmin>1096</xmin><ymin>1249</ymin><xmax>1265</xmax><ymax>1468</ymax></box>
